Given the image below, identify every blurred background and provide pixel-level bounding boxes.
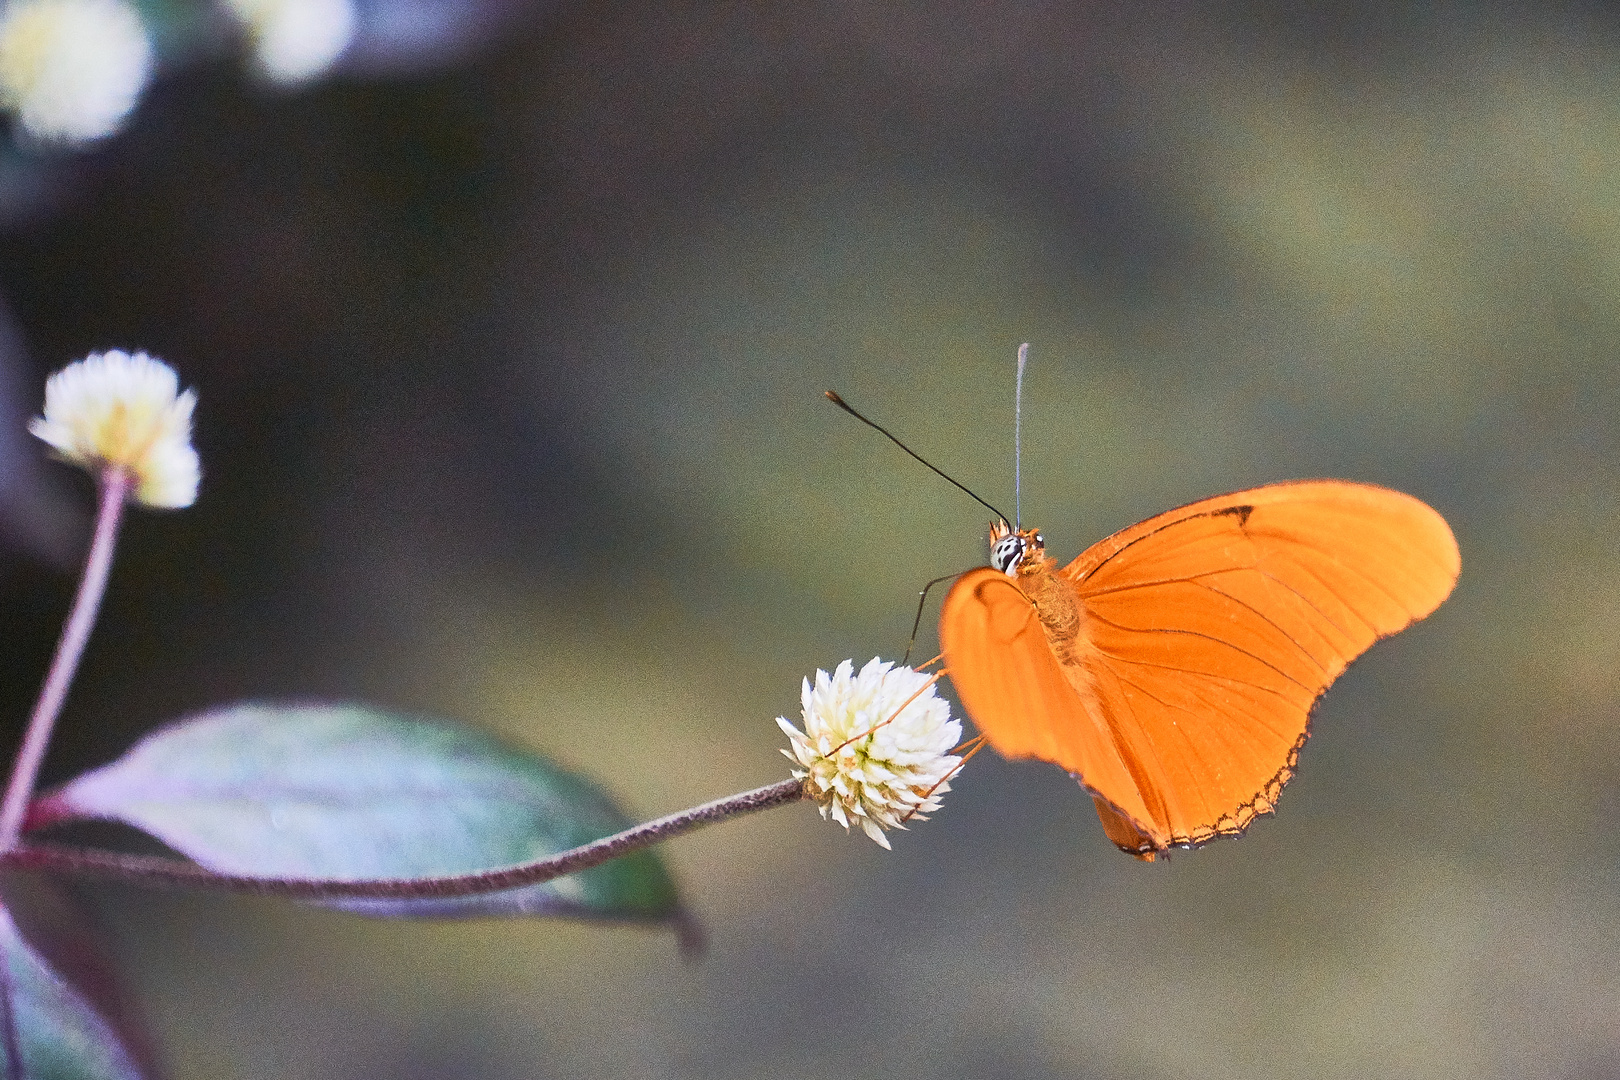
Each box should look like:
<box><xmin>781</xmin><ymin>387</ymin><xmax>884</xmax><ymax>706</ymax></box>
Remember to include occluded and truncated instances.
<box><xmin>0</xmin><ymin>1</ymin><xmax>1616</xmax><ymax>1077</ymax></box>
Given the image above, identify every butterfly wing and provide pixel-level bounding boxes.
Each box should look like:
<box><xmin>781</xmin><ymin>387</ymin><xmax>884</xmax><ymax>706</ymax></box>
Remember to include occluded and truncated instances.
<box><xmin>942</xmin><ymin>480</ymin><xmax>1460</xmax><ymax>858</ymax></box>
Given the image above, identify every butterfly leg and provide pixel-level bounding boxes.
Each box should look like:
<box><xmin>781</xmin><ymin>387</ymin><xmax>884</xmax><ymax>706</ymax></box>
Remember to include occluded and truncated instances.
<box><xmin>900</xmin><ymin>734</ymin><xmax>987</xmax><ymax>823</ymax></box>
<box><xmin>904</xmin><ymin>570</ymin><xmax>977</xmax><ymax>665</ymax></box>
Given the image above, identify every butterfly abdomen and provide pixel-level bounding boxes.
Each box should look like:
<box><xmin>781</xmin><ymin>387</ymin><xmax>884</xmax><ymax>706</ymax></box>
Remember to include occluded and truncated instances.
<box><xmin>1019</xmin><ymin>559</ymin><xmax>1082</xmax><ymax>655</ymax></box>
<box><xmin>1017</xmin><ymin>558</ymin><xmax>1105</xmax><ymax>710</ymax></box>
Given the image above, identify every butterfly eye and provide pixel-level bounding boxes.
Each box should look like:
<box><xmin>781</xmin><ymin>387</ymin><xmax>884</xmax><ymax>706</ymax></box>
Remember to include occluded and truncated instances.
<box><xmin>990</xmin><ymin>534</ymin><xmax>1025</xmax><ymax>575</ymax></box>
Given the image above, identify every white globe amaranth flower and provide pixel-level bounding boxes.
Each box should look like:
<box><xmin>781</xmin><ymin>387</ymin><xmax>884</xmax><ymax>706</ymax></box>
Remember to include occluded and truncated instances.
<box><xmin>30</xmin><ymin>350</ymin><xmax>200</xmax><ymax>508</ymax></box>
<box><xmin>224</xmin><ymin>0</ymin><xmax>356</xmax><ymax>85</ymax></box>
<box><xmin>0</xmin><ymin>0</ymin><xmax>152</xmax><ymax>144</ymax></box>
<box><xmin>779</xmin><ymin>657</ymin><xmax>963</xmax><ymax>848</ymax></box>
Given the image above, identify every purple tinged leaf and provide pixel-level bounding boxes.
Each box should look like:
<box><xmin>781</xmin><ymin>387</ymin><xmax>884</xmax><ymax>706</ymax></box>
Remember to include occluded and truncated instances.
<box><xmin>0</xmin><ymin>903</ymin><xmax>147</xmax><ymax>1080</ymax></box>
<box><xmin>0</xmin><ymin>877</ymin><xmax>159</xmax><ymax>1079</ymax></box>
<box><xmin>31</xmin><ymin>704</ymin><xmax>680</xmax><ymax>924</ymax></box>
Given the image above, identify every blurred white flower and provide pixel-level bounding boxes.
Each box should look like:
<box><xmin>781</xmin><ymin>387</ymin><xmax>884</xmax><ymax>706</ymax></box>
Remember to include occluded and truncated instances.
<box><xmin>225</xmin><ymin>0</ymin><xmax>355</xmax><ymax>85</ymax></box>
<box><xmin>0</xmin><ymin>0</ymin><xmax>151</xmax><ymax>144</ymax></box>
<box><xmin>779</xmin><ymin>658</ymin><xmax>963</xmax><ymax>848</ymax></box>
<box><xmin>30</xmin><ymin>351</ymin><xmax>199</xmax><ymax>508</ymax></box>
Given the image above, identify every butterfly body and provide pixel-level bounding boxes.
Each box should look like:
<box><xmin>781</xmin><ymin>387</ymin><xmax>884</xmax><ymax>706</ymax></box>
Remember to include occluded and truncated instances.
<box><xmin>940</xmin><ymin>480</ymin><xmax>1460</xmax><ymax>861</ymax></box>
<box><xmin>993</xmin><ymin>526</ymin><xmax>1082</xmax><ymax>665</ymax></box>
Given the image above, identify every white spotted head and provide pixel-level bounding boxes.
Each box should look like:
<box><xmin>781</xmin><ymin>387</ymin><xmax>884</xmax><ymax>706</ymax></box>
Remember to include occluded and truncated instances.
<box><xmin>988</xmin><ymin>519</ymin><xmax>1044</xmax><ymax>576</ymax></box>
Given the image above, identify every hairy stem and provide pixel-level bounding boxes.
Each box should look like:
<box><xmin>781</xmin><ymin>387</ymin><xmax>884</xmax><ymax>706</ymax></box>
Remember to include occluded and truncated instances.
<box><xmin>0</xmin><ymin>469</ymin><xmax>131</xmax><ymax>850</ymax></box>
<box><xmin>2</xmin><ymin>778</ymin><xmax>806</xmax><ymax>899</ymax></box>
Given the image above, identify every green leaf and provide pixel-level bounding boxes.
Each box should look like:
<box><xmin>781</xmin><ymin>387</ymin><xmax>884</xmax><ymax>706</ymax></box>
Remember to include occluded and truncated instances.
<box><xmin>34</xmin><ymin>704</ymin><xmax>681</xmax><ymax>925</ymax></box>
<box><xmin>0</xmin><ymin>904</ymin><xmax>146</xmax><ymax>1080</ymax></box>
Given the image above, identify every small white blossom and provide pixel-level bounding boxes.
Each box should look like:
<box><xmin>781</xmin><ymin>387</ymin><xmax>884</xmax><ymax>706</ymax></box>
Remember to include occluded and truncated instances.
<box><xmin>0</xmin><ymin>0</ymin><xmax>151</xmax><ymax>144</ymax></box>
<box><xmin>224</xmin><ymin>0</ymin><xmax>355</xmax><ymax>85</ymax></box>
<box><xmin>30</xmin><ymin>350</ymin><xmax>199</xmax><ymax>508</ymax></box>
<box><xmin>779</xmin><ymin>658</ymin><xmax>963</xmax><ymax>848</ymax></box>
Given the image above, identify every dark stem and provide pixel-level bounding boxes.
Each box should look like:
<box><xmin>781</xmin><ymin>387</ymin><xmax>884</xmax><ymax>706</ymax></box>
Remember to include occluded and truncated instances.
<box><xmin>0</xmin><ymin>469</ymin><xmax>131</xmax><ymax>851</ymax></box>
<box><xmin>2</xmin><ymin>779</ymin><xmax>806</xmax><ymax>900</ymax></box>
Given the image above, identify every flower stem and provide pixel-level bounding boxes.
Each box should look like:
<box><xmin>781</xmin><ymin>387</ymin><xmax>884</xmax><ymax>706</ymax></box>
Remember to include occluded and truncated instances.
<box><xmin>0</xmin><ymin>469</ymin><xmax>131</xmax><ymax>850</ymax></box>
<box><xmin>1</xmin><ymin>778</ymin><xmax>805</xmax><ymax>899</ymax></box>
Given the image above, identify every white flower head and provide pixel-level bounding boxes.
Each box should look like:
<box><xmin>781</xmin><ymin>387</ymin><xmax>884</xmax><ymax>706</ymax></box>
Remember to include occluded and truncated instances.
<box><xmin>224</xmin><ymin>0</ymin><xmax>356</xmax><ymax>85</ymax></box>
<box><xmin>30</xmin><ymin>350</ymin><xmax>199</xmax><ymax>508</ymax></box>
<box><xmin>0</xmin><ymin>0</ymin><xmax>152</xmax><ymax>145</ymax></box>
<box><xmin>779</xmin><ymin>658</ymin><xmax>963</xmax><ymax>848</ymax></box>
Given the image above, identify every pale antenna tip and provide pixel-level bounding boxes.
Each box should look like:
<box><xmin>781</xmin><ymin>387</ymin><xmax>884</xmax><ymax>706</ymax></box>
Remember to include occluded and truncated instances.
<box><xmin>1014</xmin><ymin>343</ymin><xmax>1028</xmax><ymax>529</ymax></box>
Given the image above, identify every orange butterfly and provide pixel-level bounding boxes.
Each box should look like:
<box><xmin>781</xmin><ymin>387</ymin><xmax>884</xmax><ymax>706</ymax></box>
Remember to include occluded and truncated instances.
<box><xmin>939</xmin><ymin>481</ymin><xmax>1459</xmax><ymax>861</ymax></box>
<box><xmin>830</xmin><ymin>355</ymin><xmax>1460</xmax><ymax>861</ymax></box>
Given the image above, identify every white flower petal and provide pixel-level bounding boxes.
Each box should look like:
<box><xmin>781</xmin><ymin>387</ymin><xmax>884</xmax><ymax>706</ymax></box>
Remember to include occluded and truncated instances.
<box><xmin>30</xmin><ymin>351</ymin><xmax>200</xmax><ymax>508</ymax></box>
<box><xmin>0</xmin><ymin>0</ymin><xmax>150</xmax><ymax>144</ymax></box>
<box><xmin>225</xmin><ymin>0</ymin><xmax>355</xmax><ymax>85</ymax></box>
<box><xmin>781</xmin><ymin>657</ymin><xmax>966</xmax><ymax>849</ymax></box>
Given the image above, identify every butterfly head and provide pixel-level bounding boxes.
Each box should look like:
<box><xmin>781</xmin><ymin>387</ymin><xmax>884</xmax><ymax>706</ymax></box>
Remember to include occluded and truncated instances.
<box><xmin>989</xmin><ymin>519</ymin><xmax>1044</xmax><ymax>576</ymax></box>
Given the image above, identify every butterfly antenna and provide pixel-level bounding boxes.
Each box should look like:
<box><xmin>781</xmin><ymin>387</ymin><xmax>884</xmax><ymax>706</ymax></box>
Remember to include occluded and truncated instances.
<box><xmin>1015</xmin><ymin>343</ymin><xmax>1028</xmax><ymax>530</ymax></box>
<box><xmin>825</xmin><ymin>391</ymin><xmax>1012</xmax><ymax>526</ymax></box>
